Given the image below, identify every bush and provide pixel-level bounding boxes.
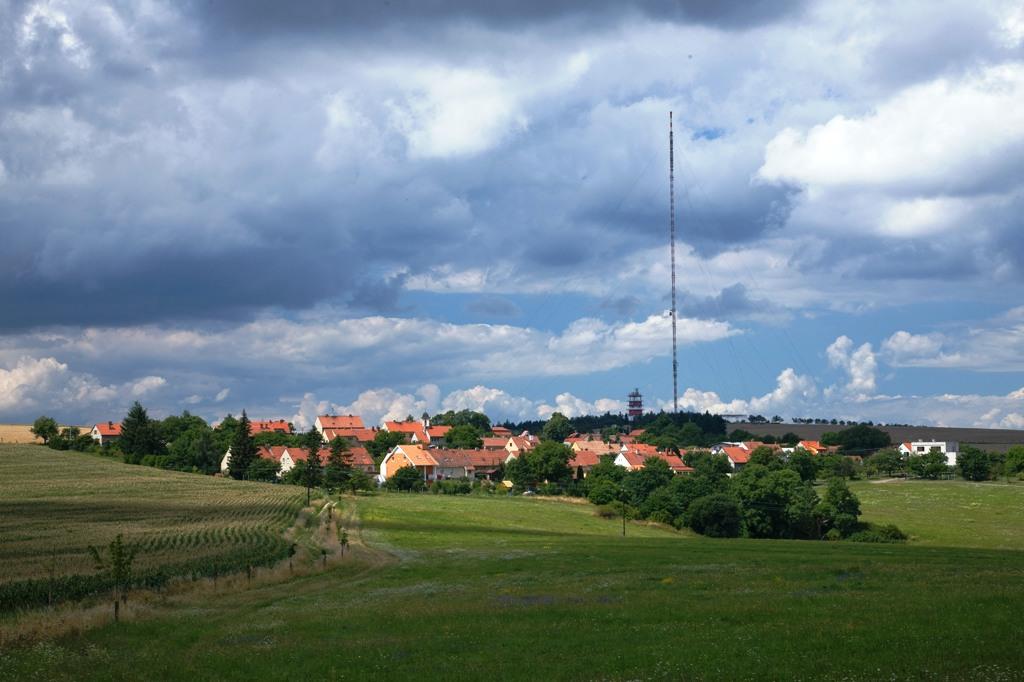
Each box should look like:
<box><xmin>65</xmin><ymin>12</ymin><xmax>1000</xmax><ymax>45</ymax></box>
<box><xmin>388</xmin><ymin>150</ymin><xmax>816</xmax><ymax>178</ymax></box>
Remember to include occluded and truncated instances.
<box><xmin>647</xmin><ymin>510</ymin><xmax>675</xmax><ymax>525</ymax></box>
<box><xmin>848</xmin><ymin>523</ymin><xmax>908</xmax><ymax>543</ymax></box>
<box><xmin>587</xmin><ymin>479</ymin><xmax>620</xmax><ymax>506</ymax></box>
<box><xmin>386</xmin><ymin>466</ymin><xmax>425</xmax><ymax>492</ymax></box>
<box><xmin>433</xmin><ymin>479</ymin><xmax>472</xmax><ymax>495</ymax></box>
<box><xmin>536</xmin><ymin>482</ymin><xmax>563</xmax><ymax>496</ymax></box>
<box><xmin>686</xmin><ymin>494</ymin><xmax>742</xmax><ymax>538</ymax></box>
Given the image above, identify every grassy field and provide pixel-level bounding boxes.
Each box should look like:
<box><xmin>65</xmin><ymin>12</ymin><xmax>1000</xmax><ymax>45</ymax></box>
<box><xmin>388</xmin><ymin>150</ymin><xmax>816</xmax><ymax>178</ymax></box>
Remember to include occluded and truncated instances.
<box><xmin>853</xmin><ymin>479</ymin><xmax>1024</xmax><ymax>549</ymax></box>
<box><xmin>0</xmin><ymin>445</ymin><xmax>304</xmax><ymax>609</ymax></box>
<box><xmin>1</xmin><ymin>453</ymin><xmax>1023</xmax><ymax>680</ymax></box>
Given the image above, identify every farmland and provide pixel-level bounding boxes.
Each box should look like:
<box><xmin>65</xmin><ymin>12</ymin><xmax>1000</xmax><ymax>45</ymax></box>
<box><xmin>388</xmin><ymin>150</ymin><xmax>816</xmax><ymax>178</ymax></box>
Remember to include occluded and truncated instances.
<box><xmin>731</xmin><ymin>421</ymin><xmax>1024</xmax><ymax>453</ymax></box>
<box><xmin>2</xmin><ymin>453</ymin><xmax>1023</xmax><ymax>681</ymax></box>
<box><xmin>0</xmin><ymin>445</ymin><xmax>304</xmax><ymax>610</ymax></box>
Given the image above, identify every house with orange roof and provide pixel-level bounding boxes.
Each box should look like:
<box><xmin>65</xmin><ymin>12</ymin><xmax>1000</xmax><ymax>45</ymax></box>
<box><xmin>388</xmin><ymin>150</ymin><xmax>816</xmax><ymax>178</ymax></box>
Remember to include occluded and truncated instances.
<box><xmin>491</xmin><ymin>426</ymin><xmax>512</xmax><ymax>437</ymax></box>
<box><xmin>720</xmin><ymin>446</ymin><xmax>751</xmax><ymax>470</ymax></box>
<box><xmin>90</xmin><ymin>421</ymin><xmax>122</xmax><ymax>446</ymax></box>
<box><xmin>567</xmin><ymin>449</ymin><xmax>610</xmax><ymax>478</ymax></box>
<box><xmin>322</xmin><ymin>427</ymin><xmax>378</xmax><ymax>444</ymax></box>
<box><xmin>384</xmin><ymin>420</ymin><xmax>430</xmax><ymax>446</ymax></box>
<box><xmin>315</xmin><ymin>415</ymin><xmax>365</xmax><ymax>434</ymax></box>
<box><xmin>570</xmin><ymin>440</ymin><xmax>620</xmax><ymax>457</ymax></box>
<box><xmin>505</xmin><ymin>435</ymin><xmax>538</xmax><ymax>458</ymax></box>
<box><xmin>249</xmin><ymin>419</ymin><xmax>292</xmax><ymax>435</ymax></box>
<box><xmin>481</xmin><ymin>436</ymin><xmax>508</xmax><ymax>450</ymax></box>
<box><xmin>615</xmin><ymin>448</ymin><xmax>692</xmax><ymax>474</ymax></box>
<box><xmin>796</xmin><ymin>440</ymin><xmax>825</xmax><ymax>455</ymax></box>
<box><xmin>430</xmin><ymin>449</ymin><xmax>506</xmax><ymax>480</ymax></box>
<box><xmin>379</xmin><ymin>444</ymin><xmax>438</xmax><ymax>482</ymax></box>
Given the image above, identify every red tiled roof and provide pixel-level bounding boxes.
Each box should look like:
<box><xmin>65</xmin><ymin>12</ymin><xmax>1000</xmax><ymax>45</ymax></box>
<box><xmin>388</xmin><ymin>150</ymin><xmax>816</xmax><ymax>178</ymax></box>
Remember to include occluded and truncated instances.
<box><xmin>427</xmin><ymin>425</ymin><xmax>452</xmax><ymax>437</ymax></box>
<box><xmin>318</xmin><ymin>415</ymin><xmax>365</xmax><ymax>430</ymax></box>
<box><xmin>508</xmin><ymin>436</ymin><xmax>535</xmax><ymax>451</ymax></box>
<box><xmin>568</xmin><ymin>449</ymin><xmax>608</xmax><ymax>469</ymax></box>
<box><xmin>722</xmin><ymin>446</ymin><xmax>750</xmax><ymax>464</ymax></box>
<box><xmin>384</xmin><ymin>420</ymin><xmax>423</xmax><ymax>433</ymax></box>
<box><xmin>481</xmin><ymin>437</ymin><xmax>507</xmax><ymax>449</ymax></box>
<box><xmin>324</xmin><ymin>427</ymin><xmax>377</xmax><ymax>443</ymax></box>
<box><xmin>257</xmin><ymin>445</ymin><xmax>290</xmax><ymax>463</ymax></box>
<box><xmin>250</xmin><ymin>420</ymin><xmax>291</xmax><ymax>434</ymax></box>
<box><xmin>94</xmin><ymin>422</ymin><xmax>122</xmax><ymax>437</ymax></box>
<box><xmin>431</xmin><ymin>448</ymin><xmax>505</xmax><ymax>470</ymax></box>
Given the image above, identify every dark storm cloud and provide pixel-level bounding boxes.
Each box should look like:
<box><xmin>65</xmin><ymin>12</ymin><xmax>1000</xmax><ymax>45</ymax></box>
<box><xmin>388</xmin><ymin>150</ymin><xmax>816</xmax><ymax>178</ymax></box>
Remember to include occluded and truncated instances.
<box><xmin>678</xmin><ymin>283</ymin><xmax>772</xmax><ymax>319</ymax></box>
<box><xmin>184</xmin><ymin>0</ymin><xmax>808</xmax><ymax>36</ymax></box>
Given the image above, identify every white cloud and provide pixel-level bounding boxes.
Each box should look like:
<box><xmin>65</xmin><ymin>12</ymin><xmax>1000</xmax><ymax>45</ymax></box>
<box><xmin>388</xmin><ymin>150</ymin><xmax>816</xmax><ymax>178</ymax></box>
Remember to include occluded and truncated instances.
<box><xmin>881</xmin><ymin>308</ymin><xmax>1024</xmax><ymax>371</ymax></box>
<box><xmin>130</xmin><ymin>375</ymin><xmax>166</xmax><ymax>396</ymax></box>
<box><xmin>214</xmin><ymin>388</ymin><xmax>230</xmax><ymax>403</ymax></box>
<box><xmin>330</xmin><ymin>385</ymin><xmax>442</xmax><ymax>427</ymax></box>
<box><xmin>671</xmin><ymin>367</ymin><xmax>817</xmax><ymax>416</ymax></box>
<box><xmin>536</xmin><ymin>393</ymin><xmax>626</xmax><ymax>420</ymax></box>
<box><xmin>0</xmin><ymin>357</ymin><xmax>69</xmax><ymax>410</ymax></box>
<box><xmin>758</xmin><ymin>64</ymin><xmax>1024</xmax><ymax>196</ymax></box>
<box><xmin>827</xmin><ymin>335</ymin><xmax>877</xmax><ymax>395</ymax></box>
<box><xmin>441</xmin><ymin>385</ymin><xmax>537</xmax><ymax>422</ymax></box>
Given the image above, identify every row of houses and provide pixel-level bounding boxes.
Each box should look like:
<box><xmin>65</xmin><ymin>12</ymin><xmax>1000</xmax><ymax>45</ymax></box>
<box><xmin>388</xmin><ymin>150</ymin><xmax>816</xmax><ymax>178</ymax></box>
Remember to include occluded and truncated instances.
<box><xmin>90</xmin><ymin>411</ymin><xmax>963</xmax><ymax>480</ymax></box>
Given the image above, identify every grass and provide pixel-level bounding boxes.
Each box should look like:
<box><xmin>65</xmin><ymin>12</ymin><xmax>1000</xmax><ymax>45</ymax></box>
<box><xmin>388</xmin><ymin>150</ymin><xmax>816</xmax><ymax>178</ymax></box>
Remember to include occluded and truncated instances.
<box><xmin>1</xmin><ymin>456</ymin><xmax>1023</xmax><ymax>680</ymax></box>
<box><xmin>852</xmin><ymin>478</ymin><xmax>1024</xmax><ymax>549</ymax></box>
<box><xmin>0</xmin><ymin>445</ymin><xmax>304</xmax><ymax>596</ymax></box>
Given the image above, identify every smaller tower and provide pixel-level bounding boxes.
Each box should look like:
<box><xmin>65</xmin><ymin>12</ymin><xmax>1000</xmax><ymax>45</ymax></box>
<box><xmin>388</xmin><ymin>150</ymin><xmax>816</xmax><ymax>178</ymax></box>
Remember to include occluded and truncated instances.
<box><xmin>627</xmin><ymin>388</ymin><xmax>643</xmax><ymax>421</ymax></box>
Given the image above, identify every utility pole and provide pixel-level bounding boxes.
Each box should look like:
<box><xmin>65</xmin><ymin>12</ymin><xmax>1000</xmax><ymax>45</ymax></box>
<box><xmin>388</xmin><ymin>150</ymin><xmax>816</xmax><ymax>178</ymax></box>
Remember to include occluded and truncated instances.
<box><xmin>669</xmin><ymin>111</ymin><xmax>679</xmax><ymax>413</ymax></box>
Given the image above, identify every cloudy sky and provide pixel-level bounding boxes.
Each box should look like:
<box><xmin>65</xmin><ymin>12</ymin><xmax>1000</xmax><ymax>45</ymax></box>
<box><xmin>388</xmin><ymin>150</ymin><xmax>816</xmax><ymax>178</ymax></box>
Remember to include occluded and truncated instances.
<box><xmin>2</xmin><ymin>0</ymin><xmax>1024</xmax><ymax>429</ymax></box>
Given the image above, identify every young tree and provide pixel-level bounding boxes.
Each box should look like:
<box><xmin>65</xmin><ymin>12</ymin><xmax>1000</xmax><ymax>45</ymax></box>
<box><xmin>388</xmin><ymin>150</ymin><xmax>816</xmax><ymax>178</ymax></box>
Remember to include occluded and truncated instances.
<box><xmin>366</xmin><ymin>430</ymin><xmax>407</xmax><ymax>462</ymax></box>
<box><xmin>347</xmin><ymin>468</ymin><xmax>374</xmax><ymax>494</ymax></box>
<box><xmin>170</xmin><ymin>425</ymin><xmax>221</xmax><ymax>473</ymax></box>
<box><xmin>957</xmin><ymin>446</ymin><xmax>991</xmax><ymax>482</ymax></box>
<box><xmin>908</xmin><ymin>450</ymin><xmax>948</xmax><ymax>479</ymax></box>
<box><xmin>31</xmin><ymin>415</ymin><xmax>60</xmax><ymax>445</ymax></box>
<box><xmin>228</xmin><ymin>411</ymin><xmax>258</xmax><ymax>480</ymax></box>
<box><xmin>816</xmin><ymin>477</ymin><xmax>861</xmax><ymax>537</ymax></box>
<box><xmin>541</xmin><ymin>412</ymin><xmax>574</xmax><ymax>442</ymax></box>
<box><xmin>687</xmin><ymin>494</ymin><xmax>742</xmax><ymax>538</ymax></box>
<box><xmin>324</xmin><ymin>437</ymin><xmax>353</xmax><ymax>491</ymax></box>
<box><xmin>88</xmin><ymin>534</ymin><xmax>137</xmax><ymax>622</ymax></box>
<box><xmin>867</xmin><ymin>449</ymin><xmax>903</xmax><ymax>477</ymax></box>
<box><xmin>247</xmin><ymin>457</ymin><xmax>281</xmax><ymax>482</ymax></box>
<box><xmin>786</xmin><ymin>449</ymin><xmax>818</xmax><ymax>482</ymax></box>
<box><xmin>386</xmin><ymin>465</ymin><xmax>424</xmax><ymax>491</ymax></box>
<box><xmin>302</xmin><ymin>427</ymin><xmax>323</xmax><ymax>505</ymax></box>
<box><xmin>121</xmin><ymin>402</ymin><xmax>165</xmax><ymax>464</ymax></box>
<box><xmin>1006</xmin><ymin>446</ymin><xmax>1024</xmax><ymax>478</ymax></box>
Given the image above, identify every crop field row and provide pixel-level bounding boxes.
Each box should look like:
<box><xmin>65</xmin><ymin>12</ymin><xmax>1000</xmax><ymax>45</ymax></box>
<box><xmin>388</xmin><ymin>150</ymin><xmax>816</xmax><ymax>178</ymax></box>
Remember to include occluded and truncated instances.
<box><xmin>0</xmin><ymin>445</ymin><xmax>304</xmax><ymax>611</ymax></box>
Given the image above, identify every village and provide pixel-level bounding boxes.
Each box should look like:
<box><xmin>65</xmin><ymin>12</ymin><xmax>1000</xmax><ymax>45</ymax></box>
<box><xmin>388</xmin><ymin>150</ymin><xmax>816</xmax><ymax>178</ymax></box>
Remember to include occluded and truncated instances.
<box><xmin>86</xmin><ymin>412</ymin><xmax>963</xmax><ymax>486</ymax></box>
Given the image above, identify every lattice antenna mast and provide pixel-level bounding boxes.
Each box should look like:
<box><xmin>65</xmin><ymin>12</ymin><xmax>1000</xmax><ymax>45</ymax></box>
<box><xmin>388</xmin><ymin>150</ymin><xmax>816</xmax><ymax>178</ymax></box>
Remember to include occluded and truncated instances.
<box><xmin>669</xmin><ymin>111</ymin><xmax>678</xmax><ymax>413</ymax></box>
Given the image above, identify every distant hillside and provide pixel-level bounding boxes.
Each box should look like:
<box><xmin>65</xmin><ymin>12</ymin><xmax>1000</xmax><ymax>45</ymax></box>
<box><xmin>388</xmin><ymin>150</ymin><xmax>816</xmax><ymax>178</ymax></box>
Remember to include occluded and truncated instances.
<box><xmin>729</xmin><ymin>422</ymin><xmax>1024</xmax><ymax>453</ymax></box>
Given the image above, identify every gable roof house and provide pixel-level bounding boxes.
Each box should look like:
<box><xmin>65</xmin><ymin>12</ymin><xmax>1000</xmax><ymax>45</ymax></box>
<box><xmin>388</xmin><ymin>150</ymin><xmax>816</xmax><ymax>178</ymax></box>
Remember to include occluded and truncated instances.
<box><xmin>505</xmin><ymin>435</ymin><xmax>538</xmax><ymax>458</ymax></box>
<box><xmin>614</xmin><ymin>448</ymin><xmax>692</xmax><ymax>474</ymax></box>
<box><xmin>481</xmin><ymin>436</ymin><xmax>508</xmax><ymax>450</ymax></box>
<box><xmin>566</xmin><ymin>449</ymin><xmax>612</xmax><ymax>479</ymax></box>
<box><xmin>315</xmin><ymin>415</ymin><xmax>365</xmax><ymax>435</ymax></box>
<box><xmin>322</xmin><ymin>427</ymin><xmax>379</xmax><ymax>444</ymax></box>
<box><xmin>384</xmin><ymin>420</ymin><xmax>430</xmax><ymax>446</ymax></box>
<box><xmin>249</xmin><ymin>419</ymin><xmax>292</xmax><ymax>434</ymax></box>
<box><xmin>91</xmin><ymin>421</ymin><xmax>122</xmax><ymax>445</ymax></box>
<box><xmin>379</xmin><ymin>444</ymin><xmax>438</xmax><ymax>482</ymax></box>
<box><xmin>430</xmin><ymin>449</ymin><xmax>506</xmax><ymax>480</ymax></box>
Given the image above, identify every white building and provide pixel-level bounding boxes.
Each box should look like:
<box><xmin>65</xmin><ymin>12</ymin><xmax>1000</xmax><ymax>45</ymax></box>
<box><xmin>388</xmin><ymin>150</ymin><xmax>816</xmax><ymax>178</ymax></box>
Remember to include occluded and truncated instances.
<box><xmin>899</xmin><ymin>441</ymin><xmax>959</xmax><ymax>466</ymax></box>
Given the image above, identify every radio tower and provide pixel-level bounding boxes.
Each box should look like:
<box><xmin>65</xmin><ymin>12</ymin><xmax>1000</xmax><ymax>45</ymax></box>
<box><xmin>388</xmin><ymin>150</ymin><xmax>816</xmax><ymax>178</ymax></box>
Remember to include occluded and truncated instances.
<box><xmin>669</xmin><ymin>111</ymin><xmax>678</xmax><ymax>413</ymax></box>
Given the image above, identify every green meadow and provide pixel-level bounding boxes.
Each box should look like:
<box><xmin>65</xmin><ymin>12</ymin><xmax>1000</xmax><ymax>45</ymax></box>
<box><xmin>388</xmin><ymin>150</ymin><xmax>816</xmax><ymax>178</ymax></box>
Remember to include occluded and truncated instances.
<box><xmin>1</xmin><ymin>447</ymin><xmax>1023</xmax><ymax>680</ymax></box>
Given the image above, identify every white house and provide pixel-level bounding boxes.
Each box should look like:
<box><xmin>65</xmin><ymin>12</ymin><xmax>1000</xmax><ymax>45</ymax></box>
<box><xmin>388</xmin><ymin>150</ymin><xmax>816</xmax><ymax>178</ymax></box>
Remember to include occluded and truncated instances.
<box><xmin>90</xmin><ymin>421</ymin><xmax>122</xmax><ymax>445</ymax></box>
<box><xmin>899</xmin><ymin>441</ymin><xmax>959</xmax><ymax>466</ymax></box>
